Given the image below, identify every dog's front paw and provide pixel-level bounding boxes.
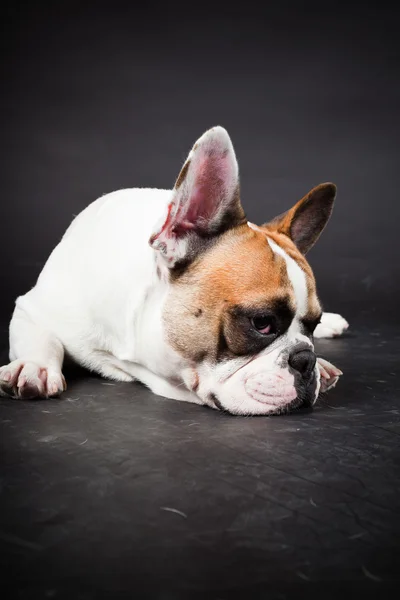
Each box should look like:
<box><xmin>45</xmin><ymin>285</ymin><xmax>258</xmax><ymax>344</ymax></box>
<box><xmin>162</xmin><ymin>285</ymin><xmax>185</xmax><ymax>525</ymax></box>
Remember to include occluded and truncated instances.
<box><xmin>317</xmin><ymin>357</ymin><xmax>342</xmax><ymax>393</ymax></box>
<box><xmin>314</xmin><ymin>312</ymin><xmax>349</xmax><ymax>339</ymax></box>
<box><xmin>0</xmin><ymin>360</ymin><xmax>66</xmax><ymax>399</ymax></box>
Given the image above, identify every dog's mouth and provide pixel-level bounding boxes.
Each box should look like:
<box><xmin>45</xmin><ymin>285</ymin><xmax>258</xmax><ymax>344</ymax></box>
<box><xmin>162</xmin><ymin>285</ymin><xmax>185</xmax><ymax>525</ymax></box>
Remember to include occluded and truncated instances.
<box><xmin>209</xmin><ymin>391</ymin><xmax>315</xmax><ymax>417</ymax></box>
<box><xmin>295</xmin><ymin>369</ymin><xmax>319</xmax><ymax>407</ymax></box>
<box><xmin>209</xmin><ymin>369</ymin><xmax>319</xmax><ymax>416</ymax></box>
<box><xmin>209</xmin><ymin>396</ymin><xmax>308</xmax><ymax>416</ymax></box>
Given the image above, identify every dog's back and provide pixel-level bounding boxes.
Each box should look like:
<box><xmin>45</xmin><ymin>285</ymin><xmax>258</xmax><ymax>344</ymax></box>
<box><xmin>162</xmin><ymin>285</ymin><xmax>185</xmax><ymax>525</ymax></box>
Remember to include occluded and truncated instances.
<box><xmin>15</xmin><ymin>187</ymin><xmax>171</xmax><ymax>368</ymax></box>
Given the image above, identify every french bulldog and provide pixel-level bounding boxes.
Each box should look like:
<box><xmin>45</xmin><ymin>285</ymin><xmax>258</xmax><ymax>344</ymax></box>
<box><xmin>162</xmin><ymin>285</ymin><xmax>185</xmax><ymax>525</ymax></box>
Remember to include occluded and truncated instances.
<box><xmin>0</xmin><ymin>127</ymin><xmax>348</xmax><ymax>415</ymax></box>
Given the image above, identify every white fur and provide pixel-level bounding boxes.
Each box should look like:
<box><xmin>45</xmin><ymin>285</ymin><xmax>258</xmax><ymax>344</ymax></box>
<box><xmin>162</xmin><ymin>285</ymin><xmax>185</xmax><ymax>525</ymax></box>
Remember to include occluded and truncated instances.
<box><xmin>266</xmin><ymin>236</ymin><xmax>311</xmax><ymax>351</ymax></box>
<box><xmin>2</xmin><ymin>188</ymin><xmax>185</xmax><ymax>396</ymax></box>
<box><xmin>314</xmin><ymin>313</ymin><xmax>349</xmax><ymax>338</ymax></box>
<box><xmin>267</xmin><ymin>237</ymin><xmax>308</xmax><ymax>318</ymax></box>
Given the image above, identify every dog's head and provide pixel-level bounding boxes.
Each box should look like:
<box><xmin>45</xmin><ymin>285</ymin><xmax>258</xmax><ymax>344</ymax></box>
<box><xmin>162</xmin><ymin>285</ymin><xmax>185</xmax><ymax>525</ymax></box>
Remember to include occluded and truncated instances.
<box><xmin>150</xmin><ymin>127</ymin><xmax>336</xmax><ymax>415</ymax></box>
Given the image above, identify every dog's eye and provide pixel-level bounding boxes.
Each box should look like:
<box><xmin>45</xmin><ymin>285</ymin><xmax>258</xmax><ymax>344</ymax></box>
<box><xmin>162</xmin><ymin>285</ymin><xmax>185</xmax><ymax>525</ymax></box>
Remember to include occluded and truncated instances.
<box><xmin>251</xmin><ymin>316</ymin><xmax>276</xmax><ymax>335</ymax></box>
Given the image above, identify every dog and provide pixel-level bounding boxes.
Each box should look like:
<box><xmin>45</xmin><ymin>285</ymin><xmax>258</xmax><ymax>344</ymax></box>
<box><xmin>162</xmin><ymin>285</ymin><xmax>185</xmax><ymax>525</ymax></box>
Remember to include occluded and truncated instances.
<box><xmin>0</xmin><ymin>127</ymin><xmax>348</xmax><ymax>415</ymax></box>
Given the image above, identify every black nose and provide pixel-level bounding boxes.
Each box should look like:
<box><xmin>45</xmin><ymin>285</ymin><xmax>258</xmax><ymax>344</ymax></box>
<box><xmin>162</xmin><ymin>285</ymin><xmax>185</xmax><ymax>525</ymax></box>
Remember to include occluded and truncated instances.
<box><xmin>288</xmin><ymin>348</ymin><xmax>316</xmax><ymax>379</ymax></box>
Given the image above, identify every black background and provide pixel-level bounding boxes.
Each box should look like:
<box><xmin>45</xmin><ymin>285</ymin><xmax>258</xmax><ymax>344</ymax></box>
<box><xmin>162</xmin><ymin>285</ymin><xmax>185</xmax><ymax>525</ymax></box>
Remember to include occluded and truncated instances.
<box><xmin>1</xmin><ymin>2</ymin><xmax>400</xmax><ymax>599</ymax></box>
<box><xmin>1</xmin><ymin>1</ymin><xmax>399</xmax><ymax>325</ymax></box>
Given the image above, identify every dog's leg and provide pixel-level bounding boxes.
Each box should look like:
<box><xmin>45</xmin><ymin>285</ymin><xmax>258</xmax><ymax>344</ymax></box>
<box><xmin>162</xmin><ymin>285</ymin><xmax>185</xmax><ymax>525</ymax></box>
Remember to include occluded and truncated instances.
<box><xmin>314</xmin><ymin>312</ymin><xmax>349</xmax><ymax>339</ymax></box>
<box><xmin>117</xmin><ymin>361</ymin><xmax>202</xmax><ymax>405</ymax></box>
<box><xmin>0</xmin><ymin>305</ymin><xmax>66</xmax><ymax>399</ymax></box>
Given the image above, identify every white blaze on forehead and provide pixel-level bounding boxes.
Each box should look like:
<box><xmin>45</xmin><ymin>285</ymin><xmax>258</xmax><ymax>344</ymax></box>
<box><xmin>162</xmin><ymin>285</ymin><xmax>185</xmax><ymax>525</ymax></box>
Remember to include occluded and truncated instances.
<box><xmin>267</xmin><ymin>237</ymin><xmax>308</xmax><ymax>318</ymax></box>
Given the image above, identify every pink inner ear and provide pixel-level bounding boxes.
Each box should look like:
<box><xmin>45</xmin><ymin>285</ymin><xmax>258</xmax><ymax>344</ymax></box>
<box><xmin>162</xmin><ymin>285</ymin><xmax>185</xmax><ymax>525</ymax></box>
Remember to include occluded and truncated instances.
<box><xmin>180</xmin><ymin>156</ymin><xmax>233</xmax><ymax>230</ymax></box>
<box><xmin>185</xmin><ymin>183</ymin><xmax>213</xmax><ymax>224</ymax></box>
<box><xmin>151</xmin><ymin>146</ymin><xmax>237</xmax><ymax>246</ymax></box>
<box><xmin>184</xmin><ymin>159</ymin><xmax>214</xmax><ymax>225</ymax></box>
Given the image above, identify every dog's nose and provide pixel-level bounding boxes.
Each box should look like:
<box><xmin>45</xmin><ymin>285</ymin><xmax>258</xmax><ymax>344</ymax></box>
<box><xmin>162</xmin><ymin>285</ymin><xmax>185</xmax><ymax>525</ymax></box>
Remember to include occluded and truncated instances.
<box><xmin>288</xmin><ymin>348</ymin><xmax>316</xmax><ymax>379</ymax></box>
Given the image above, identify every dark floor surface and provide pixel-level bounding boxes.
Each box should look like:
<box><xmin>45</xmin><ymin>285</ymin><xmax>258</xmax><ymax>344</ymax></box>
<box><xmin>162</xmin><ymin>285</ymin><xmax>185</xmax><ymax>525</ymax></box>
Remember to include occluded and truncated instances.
<box><xmin>2</xmin><ymin>2</ymin><xmax>400</xmax><ymax>597</ymax></box>
<box><xmin>1</xmin><ymin>323</ymin><xmax>399</xmax><ymax>599</ymax></box>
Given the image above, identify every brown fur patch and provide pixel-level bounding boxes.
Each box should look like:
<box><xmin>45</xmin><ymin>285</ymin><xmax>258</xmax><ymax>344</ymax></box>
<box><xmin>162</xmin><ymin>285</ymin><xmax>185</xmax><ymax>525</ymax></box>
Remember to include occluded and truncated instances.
<box><xmin>163</xmin><ymin>222</ymin><xmax>322</xmax><ymax>363</ymax></box>
<box><xmin>164</xmin><ymin>223</ymin><xmax>321</xmax><ymax>362</ymax></box>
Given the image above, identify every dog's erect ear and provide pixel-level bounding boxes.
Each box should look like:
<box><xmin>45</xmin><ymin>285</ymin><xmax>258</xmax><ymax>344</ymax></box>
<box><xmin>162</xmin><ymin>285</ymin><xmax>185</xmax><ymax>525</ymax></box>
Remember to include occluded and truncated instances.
<box><xmin>266</xmin><ymin>183</ymin><xmax>336</xmax><ymax>254</ymax></box>
<box><xmin>149</xmin><ymin>126</ymin><xmax>246</xmax><ymax>268</ymax></box>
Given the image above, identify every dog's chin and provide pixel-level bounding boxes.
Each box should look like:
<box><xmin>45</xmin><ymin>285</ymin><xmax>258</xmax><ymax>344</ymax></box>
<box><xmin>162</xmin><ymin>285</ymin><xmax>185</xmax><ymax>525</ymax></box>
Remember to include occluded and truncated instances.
<box><xmin>211</xmin><ymin>379</ymin><xmax>319</xmax><ymax>417</ymax></box>
<box><xmin>209</xmin><ymin>388</ymin><xmax>297</xmax><ymax>416</ymax></box>
<box><xmin>219</xmin><ymin>392</ymin><xmax>318</xmax><ymax>416</ymax></box>
<box><xmin>213</xmin><ymin>397</ymin><xmax>296</xmax><ymax>416</ymax></box>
